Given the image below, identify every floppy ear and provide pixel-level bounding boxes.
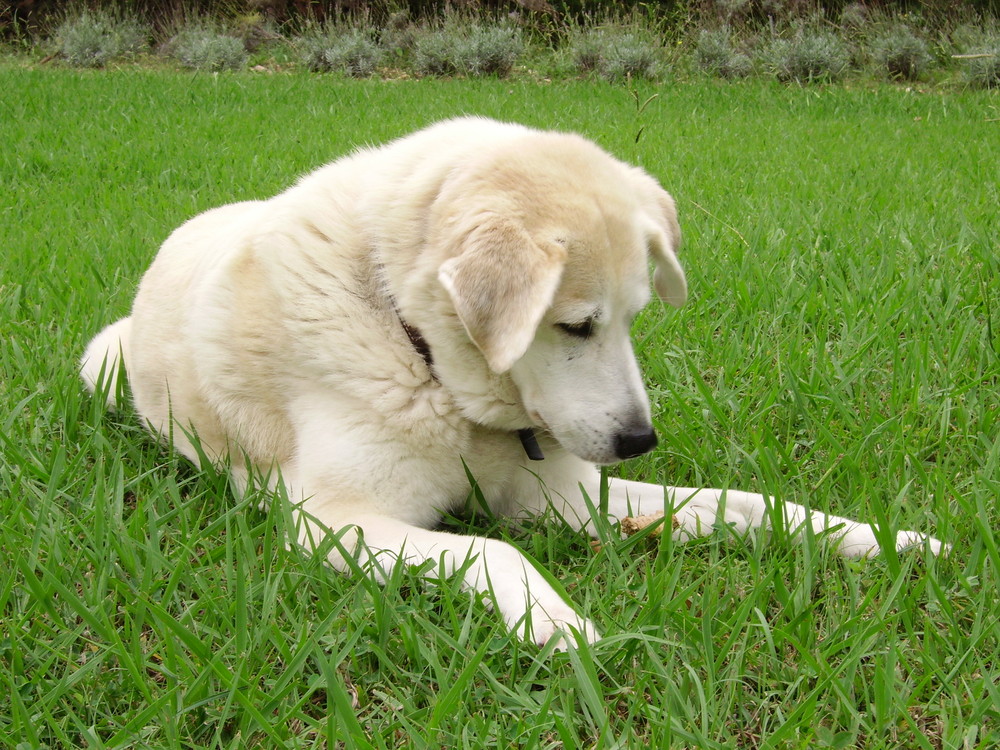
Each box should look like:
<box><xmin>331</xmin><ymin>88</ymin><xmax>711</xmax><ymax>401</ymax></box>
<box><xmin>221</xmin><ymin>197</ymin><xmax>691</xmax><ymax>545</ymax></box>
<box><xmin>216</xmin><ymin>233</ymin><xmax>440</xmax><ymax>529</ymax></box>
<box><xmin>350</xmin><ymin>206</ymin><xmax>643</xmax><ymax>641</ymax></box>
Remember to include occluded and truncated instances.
<box><xmin>647</xmin><ymin>190</ymin><xmax>687</xmax><ymax>308</ymax></box>
<box><xmin>439</xmin><ymin>216</ymin><xmax>566</xmax><ymax>373</ymax></box>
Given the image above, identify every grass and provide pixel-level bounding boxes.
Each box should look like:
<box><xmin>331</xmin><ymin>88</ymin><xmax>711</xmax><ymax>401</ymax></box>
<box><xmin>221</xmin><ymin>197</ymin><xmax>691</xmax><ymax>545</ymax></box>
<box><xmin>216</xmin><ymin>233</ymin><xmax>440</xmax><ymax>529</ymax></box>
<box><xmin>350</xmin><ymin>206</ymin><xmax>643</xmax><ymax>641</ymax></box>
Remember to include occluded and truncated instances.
<box><xmin>2</xmin><ymin>67</ymin><xmax>999</xmax><ymax>747</ymax></box>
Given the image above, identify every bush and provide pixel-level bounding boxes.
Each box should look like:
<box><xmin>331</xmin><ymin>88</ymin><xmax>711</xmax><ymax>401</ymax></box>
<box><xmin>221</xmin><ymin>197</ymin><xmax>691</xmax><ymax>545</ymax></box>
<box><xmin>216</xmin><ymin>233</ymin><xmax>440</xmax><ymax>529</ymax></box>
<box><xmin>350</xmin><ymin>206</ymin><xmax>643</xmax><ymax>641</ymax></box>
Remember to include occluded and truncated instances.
<box><xmin>871</xmin><ymin>24</ymin><xmax>933</xmax><ymax>80</ymax></box>
<box><xmin>413</xmin><ymin>28</ymin><xmax>461</xmax><ymax>75</ymax></box>
<box><xmin>299</xmin><ymin>23</ymin><xmax>335</xmax><ymax>71</ymax></box>
<box><xmin>301</xmin><ymin>26</ymin><xmax>383</xmax><ymax>76</ymax></box>
<box><xmin>329</xmin><ymin>30</ymin><xmax>383</xmax><ymax>77</ymax></box>
<box><xmin>601</xmin><ymin>31</ymin><xmax>661</xmax><ymax>81</ymax></box>
<box><xmin>767</xmin><ymin>30</ymin><xmax>850</xmax><ymax>82</ymax></box>
<box><xmin>379</xmin><ymin>11</ymin><xmax>419</xmax><ymax>60</ymax></box>
<box><xmin>413</xmin><ymin>22</ymin><xmax>523</xmax><ymax>77</ymax></box>
<box><xmin>962</xmin><ymin>44</ymin><xmax>1000</xmax><ymax>89</ymax></box>
<box><xmin>571</xmin><ymin>29</ymin><xmax>605</xmax><ymax>73</ymax></box>
<box><xmin>169</xmin><ymin>27</ymin><xmax>248</xmax><ymax>71</ymax></box>
<box><xmin>953</xmin><ymin>26</ymin><xmax>1000</xmax><ymax>89</ymax></box>
<box><xmin>695</xmin><ymin>29</ymin><xmax>752</xmax><ymax>78</ymax></box>
<box><xmin>53</xmin><ymin>10</ymin><xmax>148</xmax><ymax>68</ymax></box>
<box><xmin>458</xmin><ymin>25</ymin><xmax>523</xmax><ymax>76</ymax></box>
<box><xmin>570</xmin><ymin>27</ymin><xmax>661</xmax><ymax>82</ymax></box>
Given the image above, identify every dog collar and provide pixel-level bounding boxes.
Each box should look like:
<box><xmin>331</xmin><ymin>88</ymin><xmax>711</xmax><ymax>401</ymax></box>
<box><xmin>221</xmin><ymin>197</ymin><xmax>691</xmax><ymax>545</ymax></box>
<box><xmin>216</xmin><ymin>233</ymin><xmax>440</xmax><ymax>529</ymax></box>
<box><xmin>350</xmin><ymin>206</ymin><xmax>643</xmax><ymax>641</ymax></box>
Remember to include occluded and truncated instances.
<box><xmin>398</xmin><ymin>316</ymin><xmax>433</xmax><ymax>370</ymax></box>
<box><xmin>393</xmin><ymin>305</ymin><xmax>544</xmax><ymax>462</ymax></box>
<box><xmin>517</xmin><ymin>428</ymin><xmax>545</xmax><ymax>461</ymax></box>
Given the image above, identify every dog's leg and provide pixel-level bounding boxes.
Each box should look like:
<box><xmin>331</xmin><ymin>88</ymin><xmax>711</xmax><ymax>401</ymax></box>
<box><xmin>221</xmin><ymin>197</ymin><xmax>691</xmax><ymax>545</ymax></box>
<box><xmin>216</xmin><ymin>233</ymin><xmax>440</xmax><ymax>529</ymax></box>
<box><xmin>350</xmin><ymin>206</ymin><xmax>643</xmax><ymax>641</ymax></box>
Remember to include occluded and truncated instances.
<box><xmin>607</xmin><ymin>478</ymin><xmax>947</xmax><ymax>557</ymax></box>
<box><xmin>547</xmin><ymin>472</ymin><xmax>945</xmax><ymax>558</ymax></box>
<box><xmin>291</xmin><ymin>501</ymin><xmax>599</xmax><ymax>648</ymax></box>
<box><xmin>281</xmin><ymin>398</ymin><xmax>599</xmax><ymax>646</ymax></box>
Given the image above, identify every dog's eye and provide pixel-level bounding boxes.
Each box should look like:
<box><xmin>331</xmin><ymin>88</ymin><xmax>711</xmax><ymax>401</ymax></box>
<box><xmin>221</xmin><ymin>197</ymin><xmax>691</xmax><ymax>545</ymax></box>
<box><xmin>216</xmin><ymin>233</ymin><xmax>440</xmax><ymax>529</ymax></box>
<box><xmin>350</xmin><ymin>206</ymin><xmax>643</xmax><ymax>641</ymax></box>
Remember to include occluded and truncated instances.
<box><xmin>557</xmin><ymin>320</ymin><xmax>595</xmax><ymax>339</ymax></box>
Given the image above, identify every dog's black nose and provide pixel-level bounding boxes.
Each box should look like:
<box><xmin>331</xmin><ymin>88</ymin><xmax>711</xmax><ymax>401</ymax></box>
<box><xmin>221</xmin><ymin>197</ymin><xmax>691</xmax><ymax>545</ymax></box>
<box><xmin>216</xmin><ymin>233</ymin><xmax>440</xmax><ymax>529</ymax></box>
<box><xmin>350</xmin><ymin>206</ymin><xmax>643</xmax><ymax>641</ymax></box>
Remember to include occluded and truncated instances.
<box><xmin>614</xmin><ymin>427</ymin><xmax>658</xmax><ymax>460</ymax></box>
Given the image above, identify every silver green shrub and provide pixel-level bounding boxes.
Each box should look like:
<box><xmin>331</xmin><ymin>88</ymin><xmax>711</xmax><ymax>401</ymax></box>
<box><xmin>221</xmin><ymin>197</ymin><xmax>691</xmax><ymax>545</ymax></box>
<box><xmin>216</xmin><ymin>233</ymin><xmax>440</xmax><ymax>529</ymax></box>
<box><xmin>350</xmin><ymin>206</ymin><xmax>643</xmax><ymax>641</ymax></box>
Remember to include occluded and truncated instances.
<box><xmin>170</xmin><ymin>27</ymin><xmax>248</xmax><ymax>72</ymax></box>
<box><xmin>963</xmin><ymin>44</ymin><xmax>1000</xmax><ymax>88</ymax></box>
<box><xmin>457</xmin><ymin>25</ymin><xmax>523</xmax><ymax>76</ymax></box>
<box><xmin>413</xmin><ymin>28</ymin><xmax>460</xmax><ymax>75</ymax></box>
<box><xmin>54</xmin><ymin>10</ymin><xmax>148</xmax><ymax>68</ymax></box>
<box><xmin>322</xmin><ymin>30</ymin><xmax>384</xmax><ymax>77</ymax></box>
<box><xmin>695</xmin><ymin>29</ymin><xmax>752</xmax><ymax>78</ymax></box>
<box><xmin>871</xmin><ymin>25</ymin><xmax>933</xmax><ymax>80</ymax></box>
<box><xmin>300</xmin><ymin>24</ymin><xmax>383</xmax><ymax>76</ymax></box>
<box><xmin>570</xmin><ymin>28</ymin><xmax>661</xmax><ymax>82</ymax></box>
<box><xmin>412</xmin><ymin>22</ymin><xmax>522</xmax><ymax>78</ymax></box>
<box><xmin>767</xmin><ymin>30</ymin><xmax>850</xmax><ymax>82</ymax></box>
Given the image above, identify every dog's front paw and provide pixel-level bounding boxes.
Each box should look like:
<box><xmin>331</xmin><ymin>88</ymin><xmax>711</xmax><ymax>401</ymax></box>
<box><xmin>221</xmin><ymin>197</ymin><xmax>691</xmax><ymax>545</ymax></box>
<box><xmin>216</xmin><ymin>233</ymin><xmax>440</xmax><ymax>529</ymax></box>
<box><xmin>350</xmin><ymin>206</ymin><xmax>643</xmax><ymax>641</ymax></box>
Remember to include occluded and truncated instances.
<box><xmin>523</xmin><ymin>605</ymin><xmax>601</xmax><ymax>650</ymax></box>
<box><xmin>838</xmin><ymin>526</ymin><xmax>949</xmax><ymax>558</ymax></box>
<box><xmin>894</xmin><ymin>530</ymin><xmax>950</xmax><ymax>556</ymax></box>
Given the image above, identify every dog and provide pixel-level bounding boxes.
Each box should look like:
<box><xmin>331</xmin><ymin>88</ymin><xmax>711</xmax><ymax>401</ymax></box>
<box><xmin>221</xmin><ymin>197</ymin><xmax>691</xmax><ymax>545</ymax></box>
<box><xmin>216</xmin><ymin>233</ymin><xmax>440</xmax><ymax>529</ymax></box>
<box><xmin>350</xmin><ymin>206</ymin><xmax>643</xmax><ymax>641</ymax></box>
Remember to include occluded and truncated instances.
<box><xmin>81</xmin><ymin>117</ymin><xmax>945</xmax><ymax>647</ymax></box>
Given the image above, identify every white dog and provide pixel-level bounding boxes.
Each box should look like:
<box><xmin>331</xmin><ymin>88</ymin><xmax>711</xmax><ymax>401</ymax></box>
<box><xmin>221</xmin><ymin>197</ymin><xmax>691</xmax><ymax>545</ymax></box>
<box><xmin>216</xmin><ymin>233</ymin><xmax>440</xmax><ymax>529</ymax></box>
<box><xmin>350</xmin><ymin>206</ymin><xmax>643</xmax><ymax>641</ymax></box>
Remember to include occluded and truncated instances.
<box><xmin>82</xmin><ymin>117</ymin><xmax>944</xmax><ymax>646</ymax></box>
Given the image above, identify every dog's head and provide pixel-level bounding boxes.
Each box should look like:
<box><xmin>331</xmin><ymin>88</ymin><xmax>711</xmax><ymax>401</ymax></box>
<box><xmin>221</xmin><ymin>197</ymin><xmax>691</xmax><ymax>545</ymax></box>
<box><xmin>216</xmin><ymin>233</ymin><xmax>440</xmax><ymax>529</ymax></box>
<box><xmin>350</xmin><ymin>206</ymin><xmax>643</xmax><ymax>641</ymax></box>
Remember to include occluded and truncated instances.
<box><xmin>433</xmin><ymin>133</ymin><xmax>686</xmax><ymax>465</ymax></box>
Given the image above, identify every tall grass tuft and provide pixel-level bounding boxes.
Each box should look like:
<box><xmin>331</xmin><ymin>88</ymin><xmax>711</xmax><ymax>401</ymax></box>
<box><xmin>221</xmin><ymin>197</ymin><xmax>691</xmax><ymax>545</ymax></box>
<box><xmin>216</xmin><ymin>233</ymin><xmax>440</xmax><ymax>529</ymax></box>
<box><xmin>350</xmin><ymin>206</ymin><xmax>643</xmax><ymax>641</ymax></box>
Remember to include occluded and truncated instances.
<box><xmin>839</xmin><ymin>2</ymin><xmax>871</xmax><ymax>33</ymax></box>
<box><xmin>52</xmin><ymin>9</ymin><xmax>148</xmax><ymax>68</ymax></box>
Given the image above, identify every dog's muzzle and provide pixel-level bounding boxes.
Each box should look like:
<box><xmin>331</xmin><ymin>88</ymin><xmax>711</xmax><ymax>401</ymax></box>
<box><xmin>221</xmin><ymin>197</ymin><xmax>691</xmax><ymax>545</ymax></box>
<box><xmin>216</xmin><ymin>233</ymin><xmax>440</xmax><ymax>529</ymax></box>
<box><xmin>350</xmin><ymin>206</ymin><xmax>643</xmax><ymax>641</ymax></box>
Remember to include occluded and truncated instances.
<box><xmin>614</xmin><ymin>427</ymin><xmax>658</xmax><ymax>460</ymax></box>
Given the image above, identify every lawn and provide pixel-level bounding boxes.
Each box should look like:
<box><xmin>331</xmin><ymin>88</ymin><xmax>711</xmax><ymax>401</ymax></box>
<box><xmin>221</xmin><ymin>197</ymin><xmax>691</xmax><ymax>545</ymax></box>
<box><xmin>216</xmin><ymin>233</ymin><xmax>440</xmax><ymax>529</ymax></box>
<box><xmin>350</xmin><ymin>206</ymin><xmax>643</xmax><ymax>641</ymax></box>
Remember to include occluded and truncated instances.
<box><xmin>2</xmin><ymin>66</ymin><xmax>999</xmax><ymax>748</ymax></box>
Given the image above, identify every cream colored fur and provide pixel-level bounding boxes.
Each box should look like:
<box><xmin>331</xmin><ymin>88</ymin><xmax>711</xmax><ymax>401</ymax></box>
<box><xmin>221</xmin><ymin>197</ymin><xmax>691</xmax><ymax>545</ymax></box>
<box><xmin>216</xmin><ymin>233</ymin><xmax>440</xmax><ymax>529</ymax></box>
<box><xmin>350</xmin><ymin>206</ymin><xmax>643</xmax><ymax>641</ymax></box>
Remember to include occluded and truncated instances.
<box><xmin>81</xmin><ymin>118</ymin><xmax>944</xmax><ymax>647</ymax></box>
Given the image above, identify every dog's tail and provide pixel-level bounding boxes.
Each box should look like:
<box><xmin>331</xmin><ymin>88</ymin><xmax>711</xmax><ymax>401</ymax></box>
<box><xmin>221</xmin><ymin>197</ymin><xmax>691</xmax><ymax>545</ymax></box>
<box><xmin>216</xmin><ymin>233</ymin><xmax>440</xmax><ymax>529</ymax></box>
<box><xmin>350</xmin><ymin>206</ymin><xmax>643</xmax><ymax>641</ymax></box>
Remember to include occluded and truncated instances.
<box><xmin>80</xmin><ymin>317</ymin><xmax>132</xmax><ymax>409</ymax></box>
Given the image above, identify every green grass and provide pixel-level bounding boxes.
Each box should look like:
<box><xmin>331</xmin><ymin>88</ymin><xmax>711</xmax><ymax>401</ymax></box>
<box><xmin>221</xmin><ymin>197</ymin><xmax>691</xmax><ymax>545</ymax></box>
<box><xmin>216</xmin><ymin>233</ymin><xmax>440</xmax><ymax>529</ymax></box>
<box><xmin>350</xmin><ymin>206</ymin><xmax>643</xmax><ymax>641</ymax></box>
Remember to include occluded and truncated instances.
<box><xmin>2</xmin><ymin>67</ymin><xmax>999</xmax><ymax>748</ymax></box>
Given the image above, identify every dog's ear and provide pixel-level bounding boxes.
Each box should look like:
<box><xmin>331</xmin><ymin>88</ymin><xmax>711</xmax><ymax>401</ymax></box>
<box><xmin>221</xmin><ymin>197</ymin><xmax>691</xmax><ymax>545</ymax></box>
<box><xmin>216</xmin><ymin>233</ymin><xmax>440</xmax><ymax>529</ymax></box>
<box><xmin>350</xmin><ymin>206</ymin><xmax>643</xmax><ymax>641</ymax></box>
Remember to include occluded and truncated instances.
<box><xmin>439</xmin><ymin>217</ymin><xmax>566</xmax><ymax>373</ymax></box>
<box><xmin>646</xmin><ymin>189</ymin><xmax>687</xmax><ymax>308</ymax></box>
